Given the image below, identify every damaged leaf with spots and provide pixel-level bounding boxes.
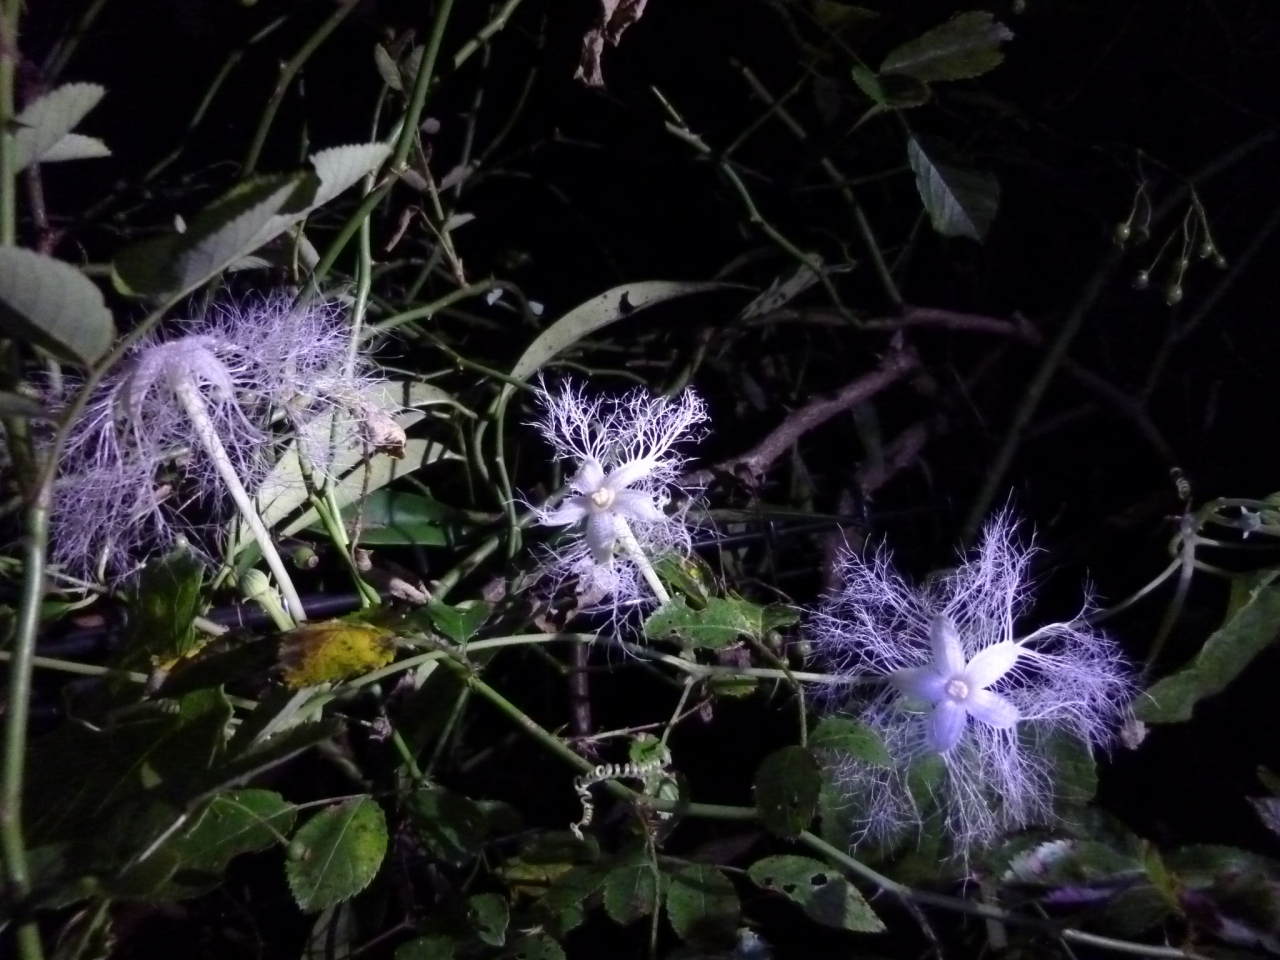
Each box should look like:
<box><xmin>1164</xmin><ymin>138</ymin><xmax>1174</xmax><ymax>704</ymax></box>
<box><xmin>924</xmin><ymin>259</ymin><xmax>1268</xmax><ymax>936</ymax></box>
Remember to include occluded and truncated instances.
<box><xmin>279</xmin><ymin>620</ymin><xmax>397</xmax><ymax>688</ymax></box>
<box><xmin>575</xmin><ymin>0</ymin><xmax>650</xmax><ymax>88</ymax></box>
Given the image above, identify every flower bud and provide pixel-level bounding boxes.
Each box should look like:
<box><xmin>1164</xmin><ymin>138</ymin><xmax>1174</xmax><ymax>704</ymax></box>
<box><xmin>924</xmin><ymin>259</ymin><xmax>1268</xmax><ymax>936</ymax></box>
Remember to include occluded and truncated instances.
<box><xmin>1165</xmin><ymin>284</ymin><xmax>1183</xmax><ymax>306</ymax></box>
<box><xmin>1132</xmin><ymin>270</ymin><xmax>1150</xmax><ymax>290</ymax></box>
<box><xmin>1113</xmin><ymin>222</ymin><xmax>1131</xmax><ymax>245</ymax></box>
<box><xmin>292</xmin><ymin>545</ymin><xmax>320</xmax><ymax>569</ymax></box>
<box><xmin>240</xmin><ymin>569</ymin><xmax>294</xmax><ymax>630</ymax></box>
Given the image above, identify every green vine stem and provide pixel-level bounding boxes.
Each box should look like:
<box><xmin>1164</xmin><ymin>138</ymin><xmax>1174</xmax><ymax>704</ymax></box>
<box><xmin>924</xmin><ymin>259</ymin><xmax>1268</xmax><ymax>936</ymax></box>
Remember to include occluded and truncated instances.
<box><xmin>440</xmin><ymin>650</ymin><xmax>1212</xmax><ymax>960</ymax></box>
<box><xmin>242</xmin><ymin>0</ymin><xmax>362</xmax><ymax>175</ymax></box>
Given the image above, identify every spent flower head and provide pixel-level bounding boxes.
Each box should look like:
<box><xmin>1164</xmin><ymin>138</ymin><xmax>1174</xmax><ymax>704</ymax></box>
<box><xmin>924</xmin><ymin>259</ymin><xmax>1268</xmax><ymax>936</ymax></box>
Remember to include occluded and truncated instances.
<box><xmin>530</xmin><ymin>379</ymin><xmax>707</xmax><ymax>613</ymax></box>
<box><xmin>52</xmin><ymin>292</ymin><xmax>387</xmax><ymax>583</ymax></box>
<box><xmin>809</xmin><ymin>511</ymin><xmax>1131</xmax><ymax>859</ymax></box>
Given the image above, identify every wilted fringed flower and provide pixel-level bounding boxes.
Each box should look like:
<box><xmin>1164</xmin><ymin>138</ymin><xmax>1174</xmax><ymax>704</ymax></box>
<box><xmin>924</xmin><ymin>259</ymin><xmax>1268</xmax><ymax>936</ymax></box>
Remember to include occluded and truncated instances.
<box><xmin>810</xmin><ymin>512</ymin><xmax>1131</xmax><ymax>859</ymax></box>
<box><xmin>52</xmin><ymin>293</ymin><xmax>389</xmax><ymax>606</ymax></box>
<box><xmin>531</xmin><ymin>380</ymin><xmax>707</xmax><ymax>612</ymax></box>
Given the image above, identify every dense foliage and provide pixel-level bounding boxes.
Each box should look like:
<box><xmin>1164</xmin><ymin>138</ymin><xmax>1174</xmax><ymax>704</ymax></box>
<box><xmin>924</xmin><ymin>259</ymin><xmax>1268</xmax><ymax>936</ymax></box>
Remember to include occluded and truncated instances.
<box><xmin>3</xmin><ymin>2</ymin><xmax>1280</xmax><ymax>958</ymax></box>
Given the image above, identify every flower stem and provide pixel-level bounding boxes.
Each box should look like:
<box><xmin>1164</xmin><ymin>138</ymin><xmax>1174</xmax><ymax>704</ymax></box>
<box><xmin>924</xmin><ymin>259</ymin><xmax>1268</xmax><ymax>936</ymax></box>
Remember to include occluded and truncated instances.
<box><xmin>170</xmin><ymin>376</ymin><xmax>309</xmax><ymax>622</ymax></box>
<box><xmin>616</xmin><ymin>517</ymin><xmax>671</xmax><ymax>604</ymax></box>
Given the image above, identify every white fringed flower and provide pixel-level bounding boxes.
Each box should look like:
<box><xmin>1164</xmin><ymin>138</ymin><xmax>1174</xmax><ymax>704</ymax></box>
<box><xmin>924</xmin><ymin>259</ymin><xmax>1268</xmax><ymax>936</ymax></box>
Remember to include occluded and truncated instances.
<box><xmin>810</xmin><ymin>511</ymin><xmax>1131</xmax><ymax>859</ymax></box>
<box><xmin>52</xmin><ymin>293</ymin><xmax>387</xmax><ymax>605</ymax></box>
<box><xmin>531</xmin><ymin>380</ymin><xmax>707</xmax><ymax>612</ymax></box>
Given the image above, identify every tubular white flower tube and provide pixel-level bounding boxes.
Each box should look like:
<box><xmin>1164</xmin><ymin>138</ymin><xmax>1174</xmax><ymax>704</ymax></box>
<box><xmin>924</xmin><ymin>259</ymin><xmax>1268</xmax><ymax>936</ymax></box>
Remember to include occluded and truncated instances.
<box><xmin>530</xmin><ymin>380</ymin><xmax>707</xmax><ymax>615</ymax></box>
<box><xmin>809</xmin><ymin>511</ymin><xmax>1132</xmax><ymax>858</ymax></box>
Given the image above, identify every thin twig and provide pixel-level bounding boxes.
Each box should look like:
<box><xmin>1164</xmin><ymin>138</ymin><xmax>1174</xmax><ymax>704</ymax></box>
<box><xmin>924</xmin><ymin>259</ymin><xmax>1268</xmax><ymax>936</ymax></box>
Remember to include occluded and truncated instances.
<box><xmin>685</xmin><ymin>343</ymin><xmax>917</xmax><ymax>486</ymax></box>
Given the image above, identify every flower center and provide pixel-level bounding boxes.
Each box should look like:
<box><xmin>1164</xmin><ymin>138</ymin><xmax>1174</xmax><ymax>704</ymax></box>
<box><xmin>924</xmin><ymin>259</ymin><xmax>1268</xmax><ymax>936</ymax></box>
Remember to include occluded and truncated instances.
<box><xmin>944</xmin><ymin>677</ymin><xmax>970</xmax><ymax>702</ymax></box>
<box><xmin>588</xmin><ymin>487</ymin><xmax>615</xmax><ymax>511</ymax></box>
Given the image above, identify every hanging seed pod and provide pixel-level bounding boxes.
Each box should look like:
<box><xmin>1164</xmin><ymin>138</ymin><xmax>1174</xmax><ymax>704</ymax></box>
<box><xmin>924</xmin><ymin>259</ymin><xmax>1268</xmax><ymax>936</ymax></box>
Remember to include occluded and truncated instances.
<box><xmin>1132</xmin><ymin>270</ymin><xmax>1150</xmax><ymax>290</ymax></box>
<box><xmin>1165</xmin><ymin>284</ymin><xmax>1184</xmax><ymax>306</ymax></box>
<box><xmin>1114</xmin><ymin>222</ymin><xmax>1132</xmax><ymax>245</ymax></box>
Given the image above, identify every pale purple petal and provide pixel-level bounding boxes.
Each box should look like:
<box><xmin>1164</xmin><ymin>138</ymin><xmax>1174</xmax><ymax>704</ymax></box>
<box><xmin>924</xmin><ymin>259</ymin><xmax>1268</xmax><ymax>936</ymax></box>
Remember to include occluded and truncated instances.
<box><xmin>605</xmin><ymin>457</ymin><xmax>656</xmax><ymax>491</ymax></box>
<box><xmin>610</xmin><ymin>488</ymin><xmax>664</xmax><ymax>523</ymax></box>
<box><xmin>964</xmin><ymin>640</ymin><xmax>1022</xmax><ymax>690</ymax></box>
<box><xmin>572</xmin><ymin>457</ymin><xmax>606</xmax><ymax>494</ymax></box>
<box><xmin>966</xmin><ymin>688</ymin><xmax>1019</xmax><ymax>728</ymax></box>
<box><xmin>538</xmin><ymin>497</ymin><xmax>590</xmax><ymax>527</ymax></box>
<box><xmin>585</xmin><ymin>510</ymin><xmax>619</xmax><ymax>565</ymax></box>
<box><xmin>930</xmin><ymin>615</ymin><xmax>966</xmax><ymax>677</ymax></box>
<box><xmin>888</xmin><ymin>667</ymin><xmax>947</xmax><ymax>702</ymax></box>
<box><xmin>928</xmin><ymin>699</ymin><xmax>968</xmax><ymax>753</ymax></box>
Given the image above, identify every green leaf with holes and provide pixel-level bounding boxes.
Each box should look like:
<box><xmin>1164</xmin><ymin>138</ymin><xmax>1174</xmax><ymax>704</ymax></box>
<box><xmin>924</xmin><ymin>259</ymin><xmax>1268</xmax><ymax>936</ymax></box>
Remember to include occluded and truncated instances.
<box><xmin>467</xmin><ymin>892</ymin><xmax>509</xmax><ymax>947</ymax></box>
<box><xmin>880</xmin><ymin>11</ymin><xmax>1014</xmax><ymax>83</ymax></box>
<box><xmin>285</xmin><ymin>797</ymin><xmax>387</xmax><ymax>912</ymax></box>
<box><xmin>0</xmin><ymin>246</ymin><xmax>115</xmax><ymax>365</ymax></box>
<box><xmin>755</xmin><ymin>746</ymin><xmax>822</xmax><ymax>839</ymax></box>
<box><xmin>748</xmin><ymin>855</ymin><xmax>884</xmax><ymax>932</ymax></box>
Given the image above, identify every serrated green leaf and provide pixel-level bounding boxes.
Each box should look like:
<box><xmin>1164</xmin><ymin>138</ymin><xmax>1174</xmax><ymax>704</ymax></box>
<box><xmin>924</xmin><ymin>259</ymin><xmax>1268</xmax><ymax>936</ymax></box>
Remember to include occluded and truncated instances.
<box><xmin>813</xmin><ymin>1</ymin><xmax>878</xmax><ymax>31</ymax></box>
<box><xmin>321</xmin><ymin>490</ymin><xmax>474</xmax><ymax>546</ymax></box>
<box><xmin>121</xmin><ymin>544</ymin><xmax>204</xmax><ymax>666</ymax></box>
<box><xmin>40</xmin><ymin>132</ymin><xmax>110</xmax><ymax>163</ymax></box>
<box><xmin>200</xmin><ymin>717</ymin><xmax>344</xmax><ymax>799</ymax></box>
<box><xmin>13</xmin><ymin>82</ymin><xmax>106</xmax><ymax>171</ymax></box>
<box><xmin>1043</xmin><ymin>729</ymin><xmax>1098</xmax><ymax>808</ymax></box>
<box><xmin>309</xmin><ymin>143</ymin><xmax>391</xmax><ymax>210</ymax></box>
<box><xmin>507</xmin><ymin>281</ymin><xmax>728</xmax><ymax>385</ymax></box>
<box><xmin>1136</xmin><ymin>573</ymin><xmax>1280</xmax><ymax>724</ymax></box>
<box><xmin>747</xmin><ymin>854</ymin><xmax>884</xmax><ymax>932</ymax></box>
<box><xmin>850</xmin><ymin>67</ymin><xmax>930</xmax><ymax>110</ymax></box>
<box><xmin>276</xmin><ymin>437</ymin><xmax>461</xmax><ymax>540</ymax></box>
<box><xmin>755</xmin><ymin>746</ymin><xmax>822</xmax><ymax>840</ymax></box>
<box><xmin>907</xmin><ymin>135</ymin><xmax>999</xmax><ymax>241</ymax></box>
<box><xmin>997</xmin><ymin>838</ymin><xmax>1143</xmax><ymax>887</ymax></box>
<box><xmin>652</xmin><ymin>552</ymin><xmax>715</xmax><ymax>608</ymax></box>
<box><xmin>25</xmin><ymin>712</ymin><xmax>189</xmax><ymax>845</ymax></box>
<box><xmin>1253</xmin><ymin>798</ymin><xmax>1280</xmax><ymax>839</ymax></box>
<box><xmin>286</xmin><ymin>797</ymin><xmax>387</xmax><ymax>912</ymax></box>
<box><xmin>644</xmin><ymin>595</ymin><xmax>779</xmax><ymax>649</ymax></box>
<box><xmin>603</xmin><ymin>860</ymin><xmax>663</xmax><ymax>925</ymax></box>
<box><xmin>664</xmin><ymin>863</ymin><xmax>740</xmax><ymax>946</ymax></box>
<box><xmin>158</xmin><ymin>789</ymin><xmax>296</xmax><ymax>897</ymax></box>
<box><xmin>427</xmin><ymin>599</ymin><xmax>492</xmax><ymax>644</ymax></box>
<box><xmin>113</xmin><ymin>175</ymin><xmax>303</xmax><ymax>297</ymax></box>
<box><xmin>374</xmin><ymin>44</ymin><xmax>402</xmax><ymax>90</ymax></box>
<box><xmin>880</xmin><ymin>11</ymin><xmax>1014</xmax><ymax>83</ymax></box>
<box><xmin>257</xmin><ymin>379</ymin><xmax>460</xmax><ymax>536</ymax></box>
<box><xmin>809</xmin><ymin>717</ymin><xmax>891</xmax><ymax>767</ymax></box>
<box><xmin>407</xmin><ymin>784</ymin><xmax>489</xmax><ymax>866</ymax></box>
<box><xmin>850</xmin><ymin>65</ymin><xmax>886</xmax><ymax>104</ymax></box>
<box><xmin>0</xmin><ymin>246</ymin><xmax>115</xmax><ymax>365</ymax></box>
<box><xmin>171</xmin><ymin>789</ymin><xmax>295</xmax><ymax>867</ymax></box>
<box><xmin>468</xmin><ymin>892</ymin><xmax>509</xmax><ymax>947</ymax></box>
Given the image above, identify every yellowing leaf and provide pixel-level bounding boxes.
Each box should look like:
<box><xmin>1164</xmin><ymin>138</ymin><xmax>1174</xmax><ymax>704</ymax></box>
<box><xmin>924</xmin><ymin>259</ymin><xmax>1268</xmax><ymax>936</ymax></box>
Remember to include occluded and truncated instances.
<box><xmin>279</xmin><ymin>621</ymin><xmax>396</xmax><ymax>688</ymax></box>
